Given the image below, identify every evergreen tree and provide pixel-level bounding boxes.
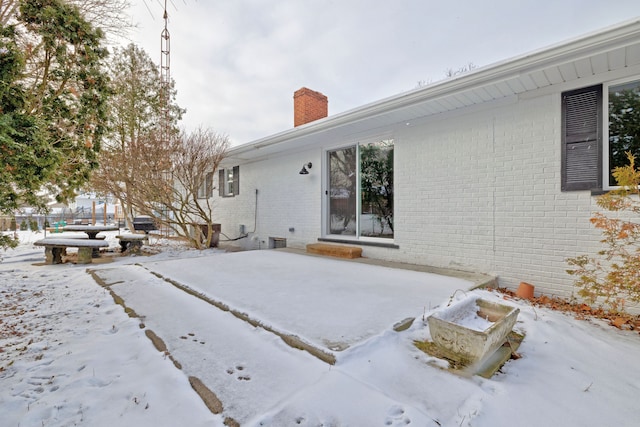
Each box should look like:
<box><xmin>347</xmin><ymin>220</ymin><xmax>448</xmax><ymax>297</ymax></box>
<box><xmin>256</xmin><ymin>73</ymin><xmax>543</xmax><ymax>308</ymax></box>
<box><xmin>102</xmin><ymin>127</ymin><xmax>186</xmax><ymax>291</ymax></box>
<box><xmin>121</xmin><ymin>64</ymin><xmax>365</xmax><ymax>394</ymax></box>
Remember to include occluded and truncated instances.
<box><xmin>0</xmin><ymin>0</ymin><xmax>110</xmax><ymax>249</ymax></box>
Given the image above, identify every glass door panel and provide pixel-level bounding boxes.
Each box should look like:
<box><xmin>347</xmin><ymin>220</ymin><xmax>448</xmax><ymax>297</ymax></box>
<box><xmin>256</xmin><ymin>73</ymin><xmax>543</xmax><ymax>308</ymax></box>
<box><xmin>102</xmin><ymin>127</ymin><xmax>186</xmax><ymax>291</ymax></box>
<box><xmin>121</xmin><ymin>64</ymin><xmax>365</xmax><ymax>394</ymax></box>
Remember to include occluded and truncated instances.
<box><xmin>360</xmin><ymin>140</ymin><xmax>394</xmax><ymax>239</ymax></box>
<box><xmin>328</xmin><ymin>146</ymin><xmax>357</xmax><ymax>236</ymax></box>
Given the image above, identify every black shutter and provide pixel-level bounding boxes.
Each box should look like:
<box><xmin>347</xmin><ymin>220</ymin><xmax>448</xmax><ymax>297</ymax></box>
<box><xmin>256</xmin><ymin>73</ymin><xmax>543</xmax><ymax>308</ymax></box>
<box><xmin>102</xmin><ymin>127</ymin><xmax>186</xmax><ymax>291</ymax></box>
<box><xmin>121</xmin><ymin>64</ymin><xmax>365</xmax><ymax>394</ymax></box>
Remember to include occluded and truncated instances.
<box><xmin>218</xmin><ymin>169</ymin><xmax>224</xmax><ymax>197</ymax></box>
<box><xmin>206</xmin><ymin>172</ymin><xmax>213</xmax><ymax>197</ymax></box>
<box><xmin>561</xmin><ymin>85</ymin><xmax>602</xmax><ymax>191</ymax></box>
<box><xmin>232</xmin><ymin>166</ymin><xmax>240</xmax><ymax>195</ymax></box>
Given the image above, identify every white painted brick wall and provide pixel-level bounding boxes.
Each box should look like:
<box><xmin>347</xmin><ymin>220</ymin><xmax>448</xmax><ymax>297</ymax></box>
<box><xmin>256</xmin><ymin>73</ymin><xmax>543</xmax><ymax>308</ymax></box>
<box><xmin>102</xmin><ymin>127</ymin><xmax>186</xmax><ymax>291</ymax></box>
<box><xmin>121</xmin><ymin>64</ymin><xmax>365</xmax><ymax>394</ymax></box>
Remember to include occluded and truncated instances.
<box><xmin>214</xmin><ymin>150</ymin><xmax>323</xmax><ymax>251</ymax></box>
<box><xmin>388</xmin><ymin>92</ymin><xmax>603</xmax><ymax>299</ymax></box>
<box><xmin>213</xmin><ymin>91</ymin><xmax>613</xmax><ymax>300</ymax></box>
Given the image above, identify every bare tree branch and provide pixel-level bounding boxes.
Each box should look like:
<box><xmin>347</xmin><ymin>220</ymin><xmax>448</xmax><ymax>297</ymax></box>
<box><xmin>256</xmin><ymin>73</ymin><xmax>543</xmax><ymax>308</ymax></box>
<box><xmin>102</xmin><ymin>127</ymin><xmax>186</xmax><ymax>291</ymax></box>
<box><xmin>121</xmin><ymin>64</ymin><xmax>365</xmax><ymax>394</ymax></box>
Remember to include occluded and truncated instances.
<box><xmin>127</xmin><ymin>128</ymin><xmax>229</xmax><ymax>248</ymax></box>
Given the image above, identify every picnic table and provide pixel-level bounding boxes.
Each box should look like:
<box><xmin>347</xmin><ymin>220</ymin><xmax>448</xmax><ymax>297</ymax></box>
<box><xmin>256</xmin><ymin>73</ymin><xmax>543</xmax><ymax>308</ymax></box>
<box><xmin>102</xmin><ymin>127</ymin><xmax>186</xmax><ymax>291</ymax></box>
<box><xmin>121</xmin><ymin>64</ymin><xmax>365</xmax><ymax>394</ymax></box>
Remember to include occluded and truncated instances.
<box><xmin>62</xmin><ymin>225</ymin><xmax>119</xmax><ymax>257</ymax></box>
<box><xmin>62</xmin><ymin>225</ymin><xmax>119</xmax><ymax>239</ymax></box>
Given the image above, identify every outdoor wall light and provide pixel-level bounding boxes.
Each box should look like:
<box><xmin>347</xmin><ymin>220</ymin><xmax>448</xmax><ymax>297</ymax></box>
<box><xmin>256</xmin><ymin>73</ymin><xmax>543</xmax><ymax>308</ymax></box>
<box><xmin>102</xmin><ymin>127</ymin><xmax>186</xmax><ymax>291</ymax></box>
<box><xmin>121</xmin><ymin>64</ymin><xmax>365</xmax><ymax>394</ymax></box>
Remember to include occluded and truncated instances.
<box><xmin>299</xmin><ymin>162</ymin><xmax>312</xmax><ymax>175</ymax></box>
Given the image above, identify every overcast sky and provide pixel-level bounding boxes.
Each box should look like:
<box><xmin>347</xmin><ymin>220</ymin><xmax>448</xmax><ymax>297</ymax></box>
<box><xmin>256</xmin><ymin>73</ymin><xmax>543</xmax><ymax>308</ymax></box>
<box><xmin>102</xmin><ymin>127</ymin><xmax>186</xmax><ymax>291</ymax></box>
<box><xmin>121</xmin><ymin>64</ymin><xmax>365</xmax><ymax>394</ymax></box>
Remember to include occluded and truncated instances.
<box><xmin>125</xmin><ymin>1</ymin><xmax>640</xmax><ymax>146</ymax></box>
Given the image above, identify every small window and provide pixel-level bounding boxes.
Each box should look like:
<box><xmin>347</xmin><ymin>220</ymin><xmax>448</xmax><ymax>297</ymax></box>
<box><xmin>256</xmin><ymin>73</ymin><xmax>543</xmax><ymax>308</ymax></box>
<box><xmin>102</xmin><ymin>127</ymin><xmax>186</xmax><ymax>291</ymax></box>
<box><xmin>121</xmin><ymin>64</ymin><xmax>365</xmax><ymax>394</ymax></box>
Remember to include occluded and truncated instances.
<box><xmin>197</xmin><ymin>172</ymin><xmax>213</xmax><ymax>199</ymax></box>
<box><xmin>219</xmin><ymin>166</ymin><xmax>240</xmax><ymax>197</ymax></box>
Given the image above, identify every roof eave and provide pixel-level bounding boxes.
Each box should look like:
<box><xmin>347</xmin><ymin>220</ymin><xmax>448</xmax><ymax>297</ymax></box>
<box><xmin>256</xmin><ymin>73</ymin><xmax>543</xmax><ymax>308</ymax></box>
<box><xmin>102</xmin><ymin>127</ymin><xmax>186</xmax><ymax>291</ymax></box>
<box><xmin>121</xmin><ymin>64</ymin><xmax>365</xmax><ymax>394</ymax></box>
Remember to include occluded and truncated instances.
<box><xmin>228</xmin><ymin>18</ymin><xmax>640</xmax><ymax>159</ymax></box>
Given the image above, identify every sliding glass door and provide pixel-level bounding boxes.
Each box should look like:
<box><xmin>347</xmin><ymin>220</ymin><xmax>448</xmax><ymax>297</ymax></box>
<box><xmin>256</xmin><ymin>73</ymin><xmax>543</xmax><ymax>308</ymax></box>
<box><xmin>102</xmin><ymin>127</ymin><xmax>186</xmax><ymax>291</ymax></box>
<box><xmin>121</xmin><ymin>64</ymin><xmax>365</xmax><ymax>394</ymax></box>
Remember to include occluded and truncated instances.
<box><xmin>327</xmin><ymin>139</ymin><xmax>394</xmax><ymax>240</ymax></box>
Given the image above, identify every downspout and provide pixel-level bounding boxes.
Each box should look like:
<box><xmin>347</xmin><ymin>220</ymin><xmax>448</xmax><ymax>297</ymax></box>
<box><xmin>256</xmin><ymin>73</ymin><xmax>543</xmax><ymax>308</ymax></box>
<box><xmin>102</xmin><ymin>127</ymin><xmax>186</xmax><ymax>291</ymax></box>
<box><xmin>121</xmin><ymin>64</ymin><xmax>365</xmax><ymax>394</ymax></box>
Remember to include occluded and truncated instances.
<box><xmin>491</xmin><ymin>117</ymin><xmax>497</xmax><ymax>266</ymax></box>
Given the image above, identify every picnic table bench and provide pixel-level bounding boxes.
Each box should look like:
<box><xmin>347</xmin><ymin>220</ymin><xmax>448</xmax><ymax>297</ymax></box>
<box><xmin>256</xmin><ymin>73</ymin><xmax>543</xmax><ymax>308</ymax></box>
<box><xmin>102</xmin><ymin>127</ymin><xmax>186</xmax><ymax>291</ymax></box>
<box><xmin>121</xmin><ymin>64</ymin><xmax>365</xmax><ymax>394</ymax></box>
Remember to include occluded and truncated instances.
<box><xmin>34</xmin><ymin>238</ymin><xmax>109</xmax><ymax>265</ymax></box>
<box><xmin>116</xmin><ymin>234</ymin><xmax>147</xmax><ymax>254</ymax></box>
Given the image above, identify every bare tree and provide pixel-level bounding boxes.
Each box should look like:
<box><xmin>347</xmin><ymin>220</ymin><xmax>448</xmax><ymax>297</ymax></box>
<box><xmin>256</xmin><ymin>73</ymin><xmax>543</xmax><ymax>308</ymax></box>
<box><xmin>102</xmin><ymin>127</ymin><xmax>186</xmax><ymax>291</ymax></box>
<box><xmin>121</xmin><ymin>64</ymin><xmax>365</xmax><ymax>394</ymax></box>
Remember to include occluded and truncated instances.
<box><xmin>69</xmin><ymin>0</ymin><xmax>133</xmax><ymax>42</ymax></box>
<box><xmin>0</xmin><ymin>1</ymin><xmax>19</xmax><ymax>26</ymax></box>
<box><xmin>414</xmin><ymin>62</ymin><xmax>478</xmax><ymax>90</ymax></box>
<box><xmin>129</xmin><ymin>128</ymin><xmax>229</xmax><ymax>249</ymax></box>
<box><xmin>415</xmin><ymin>79</ymin><xmax>432</xmax><ymax>89</ymax></box>
<box><xmin>1</xmin><ymin>0</ymin><xmax>132</xmax><ymax>41</ymax></box>
<box><xmin>445</xmin><ymin>62</ymin><xmax>477</xmax><ymax>78</ymax></box>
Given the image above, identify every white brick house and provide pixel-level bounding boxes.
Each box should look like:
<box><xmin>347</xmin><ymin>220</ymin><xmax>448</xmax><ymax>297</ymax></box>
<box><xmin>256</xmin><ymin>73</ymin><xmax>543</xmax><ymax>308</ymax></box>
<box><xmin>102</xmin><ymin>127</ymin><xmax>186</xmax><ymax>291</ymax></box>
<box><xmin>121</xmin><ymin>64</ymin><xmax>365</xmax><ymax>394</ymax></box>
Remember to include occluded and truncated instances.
<box><xmin>211</xmin><ymin>19</ymin><xmax>640</xmax><ymax>298</ymax></box>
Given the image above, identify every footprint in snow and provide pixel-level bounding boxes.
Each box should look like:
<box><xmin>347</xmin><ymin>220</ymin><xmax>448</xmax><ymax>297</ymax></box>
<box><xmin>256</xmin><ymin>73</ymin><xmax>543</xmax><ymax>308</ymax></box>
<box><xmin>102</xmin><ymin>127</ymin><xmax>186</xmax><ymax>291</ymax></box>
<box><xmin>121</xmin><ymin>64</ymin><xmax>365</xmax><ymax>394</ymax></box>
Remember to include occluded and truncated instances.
<box><xmin>385</xmin><ymin>405</ymin><xmax>411</xmax><ymax>426</ymax></box>
<box><xmin>226</xmin><ymin>365</ymin><xmax>251</xmax><ymax>381</ymax></box>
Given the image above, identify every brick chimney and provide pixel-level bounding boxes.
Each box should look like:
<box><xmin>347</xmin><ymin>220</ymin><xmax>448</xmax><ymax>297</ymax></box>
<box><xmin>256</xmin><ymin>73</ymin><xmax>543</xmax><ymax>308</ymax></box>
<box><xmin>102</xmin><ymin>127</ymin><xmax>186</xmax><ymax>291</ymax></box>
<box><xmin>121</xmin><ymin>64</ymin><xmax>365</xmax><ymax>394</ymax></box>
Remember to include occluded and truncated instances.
<box><xmin>294</xmin><ymin>87</ymin><xmax>328</xmax><ymax>127</ymax></box>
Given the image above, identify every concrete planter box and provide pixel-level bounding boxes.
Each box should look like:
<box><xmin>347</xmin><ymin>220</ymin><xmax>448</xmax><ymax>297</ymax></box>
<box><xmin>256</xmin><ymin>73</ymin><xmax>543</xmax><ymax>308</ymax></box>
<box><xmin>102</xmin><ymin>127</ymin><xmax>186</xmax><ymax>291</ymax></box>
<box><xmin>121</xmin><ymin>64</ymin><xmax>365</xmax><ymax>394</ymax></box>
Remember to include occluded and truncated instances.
<box><xmin>427</xmin><ymin>297</ymin><xmax>519</xmax><ymax>365</ymax></box>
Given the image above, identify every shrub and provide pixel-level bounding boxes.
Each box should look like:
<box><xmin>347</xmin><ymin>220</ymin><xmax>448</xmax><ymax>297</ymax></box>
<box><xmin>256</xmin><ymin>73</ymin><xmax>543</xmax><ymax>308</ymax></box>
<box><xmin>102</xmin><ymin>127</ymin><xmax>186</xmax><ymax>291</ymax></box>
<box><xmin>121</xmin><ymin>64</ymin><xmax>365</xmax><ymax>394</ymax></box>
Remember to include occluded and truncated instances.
<box><xmin>0</xmin><ymin>234</ymin><xmax>19</xmax><ymax>251</ymax></box>
<box><xmin>567</xmin><ymin>152</ymin><xmax>640</xmax><ymax>313</ymax></box>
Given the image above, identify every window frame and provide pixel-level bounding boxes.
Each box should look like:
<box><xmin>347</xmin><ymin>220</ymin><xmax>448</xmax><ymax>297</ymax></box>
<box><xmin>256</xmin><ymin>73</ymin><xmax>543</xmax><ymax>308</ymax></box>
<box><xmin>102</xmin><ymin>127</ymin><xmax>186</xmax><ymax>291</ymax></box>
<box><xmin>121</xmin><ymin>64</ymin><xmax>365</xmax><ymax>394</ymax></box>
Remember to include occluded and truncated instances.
<box><xmin>218</xmin><ymin>165</ymin><xmax>239</xmax><ymax>198</ymax></box>
<box><xmin>603</xmin><ymin>76</ymin><xmax>640</xmax><ymax>190</ymax></box>
<box><xmin>225</xmin><ymin>168</ymin><xmax>234</xmax><ymax>195</ymax></box>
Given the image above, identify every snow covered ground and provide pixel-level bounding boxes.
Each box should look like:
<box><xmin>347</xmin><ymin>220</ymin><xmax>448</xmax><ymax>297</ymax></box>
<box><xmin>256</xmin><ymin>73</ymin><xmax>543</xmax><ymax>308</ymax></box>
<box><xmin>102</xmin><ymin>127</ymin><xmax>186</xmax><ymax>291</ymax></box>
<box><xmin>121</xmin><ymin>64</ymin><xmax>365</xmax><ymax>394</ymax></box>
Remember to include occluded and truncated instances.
<box><xmin>1</xmin><ymin>231</ymin><xmax>639</xmax><ymax>426</ymax></box>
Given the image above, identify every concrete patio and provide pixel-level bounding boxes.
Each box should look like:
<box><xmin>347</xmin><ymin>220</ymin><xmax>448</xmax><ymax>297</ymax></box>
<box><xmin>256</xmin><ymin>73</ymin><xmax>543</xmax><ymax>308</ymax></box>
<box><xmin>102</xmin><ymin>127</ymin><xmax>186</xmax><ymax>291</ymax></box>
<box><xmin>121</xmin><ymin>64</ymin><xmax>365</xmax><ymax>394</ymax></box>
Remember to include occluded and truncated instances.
<box><xmin>103</xmin><ymin>250</ymin><xmax>493</xmax><ymax>359</ymax></box>
<box><xmin>89</xmin><ymin>249</ymin><xmax>496</xmax><ymax>423</ymax></box>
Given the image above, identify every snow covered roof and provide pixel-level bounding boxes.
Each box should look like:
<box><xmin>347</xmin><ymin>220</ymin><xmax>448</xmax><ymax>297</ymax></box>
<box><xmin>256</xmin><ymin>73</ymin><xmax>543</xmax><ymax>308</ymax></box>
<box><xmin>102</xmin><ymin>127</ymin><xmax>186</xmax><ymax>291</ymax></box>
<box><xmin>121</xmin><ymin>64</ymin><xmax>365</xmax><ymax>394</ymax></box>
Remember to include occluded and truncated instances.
<box><xmin>226</xmin><ymin>18</ymin><xmax>640</xmax><ymax>163</ymax></box>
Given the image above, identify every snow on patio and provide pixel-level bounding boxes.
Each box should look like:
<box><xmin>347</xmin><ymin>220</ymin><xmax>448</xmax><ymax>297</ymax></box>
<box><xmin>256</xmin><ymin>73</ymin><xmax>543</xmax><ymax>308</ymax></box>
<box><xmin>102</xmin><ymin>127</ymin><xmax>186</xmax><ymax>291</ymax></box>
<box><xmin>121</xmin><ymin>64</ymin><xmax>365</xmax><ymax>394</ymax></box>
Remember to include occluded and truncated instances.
<box><xmin>91</xmin><ymin>263</ymin><xmax>331</xmax><ymax>423</ymax></box>
<box><xmin>2</xmin><ymin>232</ymin><xmax>640</xmax><ymax>426</ymax></box>
<box><xmin>137</xmin><ymin>250</ymin><xmax>473</xmax><ymax>352</ymax></box>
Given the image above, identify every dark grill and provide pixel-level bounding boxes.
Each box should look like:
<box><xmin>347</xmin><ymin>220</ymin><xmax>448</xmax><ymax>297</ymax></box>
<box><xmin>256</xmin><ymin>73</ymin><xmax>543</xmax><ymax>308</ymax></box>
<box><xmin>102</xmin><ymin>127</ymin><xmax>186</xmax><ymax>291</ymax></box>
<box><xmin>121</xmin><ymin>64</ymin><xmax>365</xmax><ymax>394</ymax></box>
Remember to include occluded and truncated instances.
<box><xmin>132</xmin><ymin>216</ymin><xmax>157</xmax><ymax>233</ymax></box>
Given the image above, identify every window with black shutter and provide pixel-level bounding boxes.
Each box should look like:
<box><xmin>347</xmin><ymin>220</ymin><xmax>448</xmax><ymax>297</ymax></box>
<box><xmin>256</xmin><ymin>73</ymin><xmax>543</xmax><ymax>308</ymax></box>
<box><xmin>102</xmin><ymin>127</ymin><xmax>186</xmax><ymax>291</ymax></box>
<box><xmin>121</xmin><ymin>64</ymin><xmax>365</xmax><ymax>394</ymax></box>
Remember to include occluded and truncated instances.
<box><xmin>218</xmin><ymin>166</ymin><xmax>240</xmax><ymax>197</ymax></box>
<box><xmin>561</xmin><ymin>85</ymin><xmax>602</xmax><ymax>191</ymax></box>
<box><xmin>218</xmin><ymin>169</ymin><xmax>224</xmax><ymax>197</ymax></box>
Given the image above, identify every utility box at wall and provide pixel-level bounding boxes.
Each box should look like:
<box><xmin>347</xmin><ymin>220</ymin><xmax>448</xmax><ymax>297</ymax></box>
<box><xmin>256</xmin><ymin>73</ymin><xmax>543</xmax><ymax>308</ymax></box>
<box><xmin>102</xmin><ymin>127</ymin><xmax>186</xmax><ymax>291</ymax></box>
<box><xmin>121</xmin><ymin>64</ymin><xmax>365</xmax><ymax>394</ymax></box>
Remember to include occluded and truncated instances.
<box><xmin>427</xmin><ymin>297</ymin><xmax>519</xmax><ymax>366</ymax></box>
<box><xmin>269</xmin><ymin>237</ymin><xmax>286</xmax><ymax>249</ymax></box>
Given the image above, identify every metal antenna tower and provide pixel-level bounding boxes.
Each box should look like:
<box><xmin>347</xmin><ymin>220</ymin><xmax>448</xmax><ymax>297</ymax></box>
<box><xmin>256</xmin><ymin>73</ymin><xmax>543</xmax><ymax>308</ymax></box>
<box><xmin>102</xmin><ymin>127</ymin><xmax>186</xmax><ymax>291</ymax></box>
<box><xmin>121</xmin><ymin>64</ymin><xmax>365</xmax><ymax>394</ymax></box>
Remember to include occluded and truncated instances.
<box><xmin>159</xmin><ymin>0</ymin><xmax>171</xmax><ymax>237</ymax></box>
<box><xmin>160</xmin><ymin>0</ymin><xmax>170</xmax><ymax>145</ymax></box>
